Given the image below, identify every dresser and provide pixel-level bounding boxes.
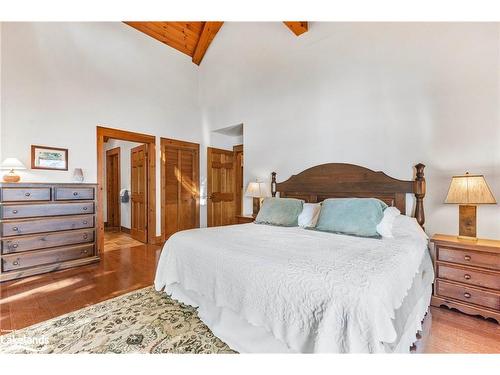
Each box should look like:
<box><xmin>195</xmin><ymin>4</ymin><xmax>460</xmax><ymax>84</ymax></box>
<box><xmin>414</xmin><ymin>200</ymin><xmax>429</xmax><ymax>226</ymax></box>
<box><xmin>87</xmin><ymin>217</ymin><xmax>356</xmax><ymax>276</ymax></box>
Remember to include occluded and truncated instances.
<box><xmin>0</xmin><ymin>183</ymin><xmax>100</xmax><ymax>282</ymax></box>
<box><xmin>431</xmin><ymin>234</ymin><xmax>500</xmax><ymax>323</ymax></box>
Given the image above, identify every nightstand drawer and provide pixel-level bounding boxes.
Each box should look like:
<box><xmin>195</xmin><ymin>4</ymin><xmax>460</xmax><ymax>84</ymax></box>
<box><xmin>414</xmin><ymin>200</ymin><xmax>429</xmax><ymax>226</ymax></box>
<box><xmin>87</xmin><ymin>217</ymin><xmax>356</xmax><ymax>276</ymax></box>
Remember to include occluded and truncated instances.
<box><xmin>437</xmin><ymin>263</ymin><xmax>500</xmax><ymax>290</ymax></box>
<box><xmin>437</xmin><ymin>246</ymin><xmax>500</xmax><ymax>271</ymax></box>
<box><xmin>436</xmin><ymin>280</ymin><xmax>500</xmax><ymax>311</ymax></box>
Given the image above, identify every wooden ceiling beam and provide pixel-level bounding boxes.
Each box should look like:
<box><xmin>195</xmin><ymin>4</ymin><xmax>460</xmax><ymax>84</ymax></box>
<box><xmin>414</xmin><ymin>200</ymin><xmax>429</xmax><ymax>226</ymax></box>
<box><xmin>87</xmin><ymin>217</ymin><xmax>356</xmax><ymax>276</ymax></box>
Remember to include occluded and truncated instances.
<box><xmin>283</xmin><ymin>21</ymin><xmax>308</xmax><ymax>36</ymax></box>
<box><xmin>192</xmin><ymin>22</ymin><xmax>224</xmax><ymax>65</ymax></box>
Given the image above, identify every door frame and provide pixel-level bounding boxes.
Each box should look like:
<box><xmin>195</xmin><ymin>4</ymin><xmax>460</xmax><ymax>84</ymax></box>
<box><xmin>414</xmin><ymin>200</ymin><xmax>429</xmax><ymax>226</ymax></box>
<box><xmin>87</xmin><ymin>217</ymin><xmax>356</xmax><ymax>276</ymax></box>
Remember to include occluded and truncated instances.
<box><xmin>105</xmin><ymin>146</ymin><xmax>121</xmax><ymax>229</ymax></box>
<box><xmin>97</xmin><ymin>126</ymin><xmax>157</xmax><ymax>254</ymax></box>
<box><xmin>233</xmin><ymin>144</ymin><xmax>243</xmax><ymax>217</ymax></box>
<box><xmin>160</xmin><ymin>137</ymin><xmax>200</xmax><ymax>242</ymax></box>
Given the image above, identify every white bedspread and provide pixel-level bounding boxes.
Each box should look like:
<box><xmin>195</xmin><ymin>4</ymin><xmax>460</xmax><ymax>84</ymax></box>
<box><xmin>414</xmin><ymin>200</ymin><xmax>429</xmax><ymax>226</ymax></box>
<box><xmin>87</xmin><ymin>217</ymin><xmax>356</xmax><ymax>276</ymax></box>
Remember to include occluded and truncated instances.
<box><xmin>155</xmin><ymin>219</ymin><xmax>430</xmax><ymax>353</ymax></box>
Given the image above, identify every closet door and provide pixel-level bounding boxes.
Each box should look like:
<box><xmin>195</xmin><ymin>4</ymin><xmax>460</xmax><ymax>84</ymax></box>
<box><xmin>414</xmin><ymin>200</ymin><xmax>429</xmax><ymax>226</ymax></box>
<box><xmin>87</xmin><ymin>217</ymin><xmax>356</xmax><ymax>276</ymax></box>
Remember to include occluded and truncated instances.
<box><xmin>162</xmin><ymin>138</ymin><xmax>200</xmax><ymax>240</ymax></box>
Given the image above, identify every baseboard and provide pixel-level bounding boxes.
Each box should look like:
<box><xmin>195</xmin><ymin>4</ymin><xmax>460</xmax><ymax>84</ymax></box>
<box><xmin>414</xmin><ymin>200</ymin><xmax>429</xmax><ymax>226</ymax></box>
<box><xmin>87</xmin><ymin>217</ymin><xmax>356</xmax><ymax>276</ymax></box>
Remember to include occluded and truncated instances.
<box><xmin>154</xmin><ymin>236</ymin><xmax>164</xmax><ymax>246</ymax></box>
<box><xmin>120</xmin><ymin>226</ymin><xmax>131</xmax><ymax>234</ymax></box>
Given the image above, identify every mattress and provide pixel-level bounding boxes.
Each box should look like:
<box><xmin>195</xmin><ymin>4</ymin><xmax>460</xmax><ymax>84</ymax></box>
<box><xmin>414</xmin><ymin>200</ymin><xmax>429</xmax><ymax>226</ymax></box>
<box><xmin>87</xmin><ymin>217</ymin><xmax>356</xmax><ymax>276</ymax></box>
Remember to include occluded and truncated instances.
<box><xmin>155</xmin><ymin>217</ymin><xmax>434</xmax><ymax>353</ymax></box>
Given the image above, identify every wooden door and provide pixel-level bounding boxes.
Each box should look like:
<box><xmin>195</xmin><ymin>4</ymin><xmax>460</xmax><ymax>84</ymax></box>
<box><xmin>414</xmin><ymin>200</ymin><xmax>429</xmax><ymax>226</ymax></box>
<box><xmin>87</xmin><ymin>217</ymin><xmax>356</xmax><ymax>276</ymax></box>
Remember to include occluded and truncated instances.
<box><xmin>106</xmin><ymin>147</ymin><xmax>121</xmax><ymax>229</ymax></box>
<box><xmin>207</xmin><ymin>147</ymin><xmax>236</xmax><ymax>227</ymax></box>
<box><xmin>233</xmin><ymin>144</ymin><xmax>244</xmax><ymax>216</ymax></box>
<box><xmin>161</xmin><ymin>138</ymin><xmax>200</xmax><ymax>240</ymax></box>
<box><xmin>131</xmin><ymin>144</ymin><xmax>148</xmax><ymax>243</ymax></box>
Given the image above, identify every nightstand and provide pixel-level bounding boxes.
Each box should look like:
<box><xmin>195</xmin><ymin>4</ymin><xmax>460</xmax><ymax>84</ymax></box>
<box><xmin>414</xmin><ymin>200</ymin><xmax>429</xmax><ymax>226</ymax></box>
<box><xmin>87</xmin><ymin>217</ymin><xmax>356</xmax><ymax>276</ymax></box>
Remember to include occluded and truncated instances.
<box><xmin>431</xmin><ymin>234</ymin><xmax>500</xmax><ymax>323</ymax></box>
<box><xmin>235</xmin><ymin>215</ymin><xmax>255</xmax><ymax>224</ymax></box>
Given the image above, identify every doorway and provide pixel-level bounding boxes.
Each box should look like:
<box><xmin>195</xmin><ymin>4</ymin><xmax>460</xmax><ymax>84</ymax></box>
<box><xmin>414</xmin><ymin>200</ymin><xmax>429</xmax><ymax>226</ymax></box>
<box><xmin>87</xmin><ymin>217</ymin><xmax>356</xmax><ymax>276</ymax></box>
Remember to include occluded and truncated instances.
<box><xmin>105</xmin><ymin>147</ymin><xmax>121</xmax><ymax>230</ymax></box>
<box><xmin>96</xmin><ymin>126</ymin><xmax>157</xmax><ymax>254</ymax></box>
<box><xmin>161</xmin><ymin>138</ymin><xmax>200</xmax><ymax>241</ymax></box>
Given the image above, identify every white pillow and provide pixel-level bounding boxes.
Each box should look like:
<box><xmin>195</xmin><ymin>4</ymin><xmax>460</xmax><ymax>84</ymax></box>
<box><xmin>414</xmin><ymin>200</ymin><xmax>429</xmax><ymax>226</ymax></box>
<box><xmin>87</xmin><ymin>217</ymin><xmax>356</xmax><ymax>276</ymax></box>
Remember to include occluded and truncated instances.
<box><xmin>376</xmin><ymin>206</ymin><xmax>401</xmax><ymax>238</ymax></box>
<box><xmin>298</xmin><ymin>203</ymin><xmax>322</xmax><ymax>228</ymax></box>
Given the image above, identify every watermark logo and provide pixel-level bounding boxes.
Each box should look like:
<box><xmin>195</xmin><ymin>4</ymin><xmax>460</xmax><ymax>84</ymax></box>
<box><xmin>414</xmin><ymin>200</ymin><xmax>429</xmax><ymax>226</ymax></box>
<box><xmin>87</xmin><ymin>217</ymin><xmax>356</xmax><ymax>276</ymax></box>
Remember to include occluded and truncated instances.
<box><xmin>0</xmin><ymin>334</ymin><xmax>49</xmax><ymax>353</ymax></box>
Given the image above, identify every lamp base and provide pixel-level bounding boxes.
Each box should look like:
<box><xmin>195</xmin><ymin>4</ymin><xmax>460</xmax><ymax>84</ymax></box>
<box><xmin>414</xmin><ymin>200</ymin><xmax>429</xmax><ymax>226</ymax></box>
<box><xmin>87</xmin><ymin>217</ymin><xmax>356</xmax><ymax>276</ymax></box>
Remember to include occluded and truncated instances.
<box><xmin>458</xmin><ymin>204</ymin><xmax>477</xmax><ymax>239</ymax></box>
<box><xmin>252</xmin><ymin>197</ymin><xmax>261</xmax><ymax>217</ymax></box>
<box><xmin>3</xmin><ymin>170</ymin><xmax>20</xmax><ymax>183</ymax></box>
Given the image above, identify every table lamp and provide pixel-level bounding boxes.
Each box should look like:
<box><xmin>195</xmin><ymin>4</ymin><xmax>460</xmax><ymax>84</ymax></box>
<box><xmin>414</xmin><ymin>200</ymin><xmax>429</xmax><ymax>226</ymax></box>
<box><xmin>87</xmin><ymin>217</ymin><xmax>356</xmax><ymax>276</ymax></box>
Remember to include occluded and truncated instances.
<box><xmin>1</xmin><ymin>158</ymin><xmax>27</xmax><ymax>182</ymax></box>
<box><xmin>245</xmin><ymin>181</ymin><xmax>270</xmax><ymax>217</ymax></box>
<box><xmin>445</xmin><ymin>172</ymin><xmax>496</xmax><ymax>240</ymax></box>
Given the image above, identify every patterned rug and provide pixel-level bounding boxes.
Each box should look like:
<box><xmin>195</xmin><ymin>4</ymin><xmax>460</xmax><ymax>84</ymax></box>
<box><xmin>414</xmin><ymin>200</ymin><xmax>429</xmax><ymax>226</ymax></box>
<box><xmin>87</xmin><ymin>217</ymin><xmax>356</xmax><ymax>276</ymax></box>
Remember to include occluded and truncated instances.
<box><xmin>0</xmin><ymin>287</ymin><xmax>236</xmax><ymax>354</ymax></box>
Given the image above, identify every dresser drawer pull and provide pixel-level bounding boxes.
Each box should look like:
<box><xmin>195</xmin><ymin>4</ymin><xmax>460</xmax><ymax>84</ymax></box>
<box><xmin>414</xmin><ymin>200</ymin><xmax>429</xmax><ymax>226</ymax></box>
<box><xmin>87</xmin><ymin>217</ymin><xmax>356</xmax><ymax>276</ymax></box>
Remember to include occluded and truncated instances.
<box><xmin>25</xmin><ymin>192</ymin><xmax>31</xmax><ymax>197</ymax></box>
<box><xmin>81</xmin><ymin>249</ymin><xmax>88</xmax><ymax>254</ymax></box>
<box><xmin>83</xmin><ymin>234</ymin><xmax>88</xmax><ymax>239</ymax></box>
<box><xmin>83</xmin><ymin>221</ymin><xmax>88</xmax><ymax>225</ymax></box>
<box><xmin>464</xmin><ymin>274</ymin><xmax>471</xmax><ymax>280</ymax></box>
<box><xmin>12</xmin><ymin>227</ymin><xmax>19</xmax><ymax>232</ymax></box>
<box><xmin>10</xmin><ymin>243</ymin><xmax>19</xmax><ymax>249</ymax></box>
<box><xmin>82</xmin><ymin>207</ymin><xmax>88</xmax><ymax>211</ymax></box>
<box><xmin>73</xmin><ymin>192</ymin><xmax>79</xmax><ymax>196</ymax></box>
<box><xmin>464</xmin><ymin>255</ymin><xmax>471</xmax><ymax>261</ymax></box>
<box><xmin>463</xmin><ymin>292</ymin><xmax>471</xmax><ymax>299</ymax></box>
<box><xmin>12</xmin><ymin>259</ymin><xmax>20</xmax><ymax>266</ymax></box>
<box><xmin>12</xmin><ymin>210</ymin><xmax>18</xmax><ymax>214</ymax></box>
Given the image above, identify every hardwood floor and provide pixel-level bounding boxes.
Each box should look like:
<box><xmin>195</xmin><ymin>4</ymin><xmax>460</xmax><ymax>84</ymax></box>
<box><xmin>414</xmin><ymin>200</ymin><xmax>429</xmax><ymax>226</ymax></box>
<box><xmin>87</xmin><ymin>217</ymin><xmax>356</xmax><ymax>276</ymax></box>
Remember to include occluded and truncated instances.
<box><xmin>0</xmin><ymin>232</ymin><xmax>499</xmax><ymax>353</ymax></box>
<box><xmin>103</xmin><ymin>229</ymin><xmax>145</xmax><ymax>252</ymax></box>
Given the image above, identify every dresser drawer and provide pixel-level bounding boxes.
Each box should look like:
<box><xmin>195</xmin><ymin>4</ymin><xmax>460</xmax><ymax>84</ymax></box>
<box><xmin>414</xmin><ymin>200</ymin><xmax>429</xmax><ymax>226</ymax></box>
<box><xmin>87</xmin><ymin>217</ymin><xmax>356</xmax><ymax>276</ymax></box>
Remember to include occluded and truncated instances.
<box><xmin>437</xmin><ymin>246</ymin><xmax>500</xmax><ymax>271</ymax></box>
<box><xmin>1</xmin><ymin>215</ymin><xmax>94</xmax><ymax>236</ymax></box>
<box><xmin>54</xmin><ymin>187</ymin><xmax>94</xmax><ymax>201</ymax></box>
<box><xmin>436</xmin><ymin>280</ymin><xmax>500</xmax><ymax>311</ymax></box>
<box><xmin>1</xmin><ymin>229</ymin><xmax>94</xmax><ymax>254</ymax></box>
<box><xmin>1</xmin><ymin>202</ymin><xmax>94</xmax><ymax>219</ymax></box>
<box><xmin>437</xmin><ymin>263</ymin><xmax>500</xmax><ymax>290</ymax></box>
<box><xmin>2</xmin><ymin>244</ymin><xmax>94</xmax><ymax>272</ymax></box>
<box><xmin>1</xmin><ymin>187</ymin><xmax>51</xmax><ymax>202</ymax></box>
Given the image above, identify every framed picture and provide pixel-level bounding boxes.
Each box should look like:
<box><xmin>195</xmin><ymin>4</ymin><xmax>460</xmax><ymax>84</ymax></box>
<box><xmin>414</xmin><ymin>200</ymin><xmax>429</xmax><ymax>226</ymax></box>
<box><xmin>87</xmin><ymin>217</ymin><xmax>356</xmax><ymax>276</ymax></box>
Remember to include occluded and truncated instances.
<box><xmin>31</xmin><ymin>145</ymin><xmax>68</xmax><ymax>171</ymax></box>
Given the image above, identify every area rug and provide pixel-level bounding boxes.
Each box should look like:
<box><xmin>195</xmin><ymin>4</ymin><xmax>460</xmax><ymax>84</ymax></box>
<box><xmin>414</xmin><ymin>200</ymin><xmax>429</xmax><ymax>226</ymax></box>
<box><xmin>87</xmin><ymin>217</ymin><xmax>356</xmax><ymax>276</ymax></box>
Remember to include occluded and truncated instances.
<box><xmin>0</xmin><ymin>287</ymin><xmax>236</xmax><ymax>354</ymax></box>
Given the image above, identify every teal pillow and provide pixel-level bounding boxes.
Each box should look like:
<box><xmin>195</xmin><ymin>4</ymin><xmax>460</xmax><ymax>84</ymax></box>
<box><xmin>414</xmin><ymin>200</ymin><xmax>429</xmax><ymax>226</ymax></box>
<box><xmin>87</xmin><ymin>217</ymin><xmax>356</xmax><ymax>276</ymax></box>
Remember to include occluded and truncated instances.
<box><xmin>255</xmin><ymin>198</ymin><xmax>304</xmax><ymax>227</ymax></box>
<box><xmin>315</xmin><ymin>198</ymin><xmax>388</xmax><ymax>237</ymax></box>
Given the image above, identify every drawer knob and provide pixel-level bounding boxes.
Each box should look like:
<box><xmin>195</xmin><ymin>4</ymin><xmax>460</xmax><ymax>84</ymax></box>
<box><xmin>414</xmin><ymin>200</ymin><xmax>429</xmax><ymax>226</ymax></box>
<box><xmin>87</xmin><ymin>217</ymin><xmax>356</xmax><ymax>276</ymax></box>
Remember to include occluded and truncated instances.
<box><xmin>463</xmin><ymin>292</ymin><xmax>471</xmax><ymax>299</ymax></box>
<box><xmin>25</xmin><ymin>192</ymin><xmax>31</xmax><ymax>197</ymax></box>
<box><xmin>83</xmin><ymin>234</ymin><xmax>88</xmax><ymax>239</ymax></box>
<box><xmin>12</xmin><ymin>210</ymin><xmax>18</xmax><ymax>214</ymax></box>
<box><xmin>11</xmin><ymin>243</ymin><xmax>18</xmax><ymax>249</ymax></box>
<box><xmin>82</xmin><ymin>207</ymin><xmax>88</xmax><ymax>211</ymax></box>
<box><xmin>464</xmin><ymin>255</ymin><xmax>471</xmax><ymax>261</ymax></box>
<box><xmin>83</xmin><ymin>221</ymin><xmax>88</xmax><ymax>225</ymax></box>
<box><xmin>12</xmin><ymin>259</ymin><xmax>20</xmax><ymax>266</ymax></box>
<box><xmin>81</xmin><ymin>249</ymin><xmax>88</xmax><ymax>254</ymax></box>
<box><xmin>464</xmin><ymin>274</ymin><xmax>471</xmax><ymax>280</ymax></box>
<box><xmin>12</xmin><ymin>227</ymin><xmax>18</xmax><ymax>232</ymax></box>
<box><xmin>73</xmin><ymin>192</ymin><xmax>79</xmax><ymax>196</ymax></box>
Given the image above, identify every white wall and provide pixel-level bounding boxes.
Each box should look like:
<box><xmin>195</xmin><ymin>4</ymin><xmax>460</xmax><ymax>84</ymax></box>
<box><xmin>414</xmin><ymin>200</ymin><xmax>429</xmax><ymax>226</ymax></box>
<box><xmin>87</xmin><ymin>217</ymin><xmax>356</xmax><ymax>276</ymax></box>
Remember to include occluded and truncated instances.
<box><xmin>199</xmin><ymin>22</ymin><xmax>500</xmax><ymax>239</ymax></box>
<box><xmin>0</xmin><ymin>22</ymin><xmax>203</xmax><ymax>235</ymax></box>
<box><xmin>103</xmin><ymin>139</ymin><xmax>142</xmax><ymax>229</ymax></box>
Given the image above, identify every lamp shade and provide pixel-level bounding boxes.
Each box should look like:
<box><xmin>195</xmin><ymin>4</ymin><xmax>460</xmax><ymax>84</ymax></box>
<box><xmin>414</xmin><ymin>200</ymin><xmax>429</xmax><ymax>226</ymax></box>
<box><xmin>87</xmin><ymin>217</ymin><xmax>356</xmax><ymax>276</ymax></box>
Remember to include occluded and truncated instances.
<box><xmin>444</xmin><ymin>173</ymin><xmax>496</xmax><ymax>204</ymax></box>
<box><xmin>0</xmin><ymin>158</ymin><xmax>27</xmax><ymax>170</ymax></box>
<box><xmin>245</xmin><ymin>181</ymin><xmax>270</xmax><ymax>198</ymax></box>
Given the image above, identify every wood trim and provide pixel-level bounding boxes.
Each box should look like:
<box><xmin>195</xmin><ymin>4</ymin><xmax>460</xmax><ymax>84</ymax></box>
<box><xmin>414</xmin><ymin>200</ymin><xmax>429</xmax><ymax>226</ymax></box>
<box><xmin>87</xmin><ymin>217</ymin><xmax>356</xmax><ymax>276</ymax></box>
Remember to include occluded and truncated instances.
<box><xmin>120</xmin><ymin>226</ymin><xmax>131</xmax><ymax>234</ymax></box>
<box><xmin>97</xmin><ymin>126</ymin><xmax>156</xmax><ymax>255</ymax></box>
<box><xmin>271</xmin><ymin>163</ymin><xmax>426</xmax><ymax>227</ymax></box>
<box><xmin>160</xmin><ymin>137</ymin><xmax>200</xmax><ymax>242</ymax></box>
<box><xmin>283</xmin><ymin>22</ymin><xmax>308</xmax><ymax>36</ymax></box>
<box><xmin>192</xmin><ymin>22</ymin><xmax>224</xmax><ymax>65</ymax></box>
<box><xmin>105</xmin><ymin>147</ymin><xmax>121</xmax><ymax>229</ymax></box>
<box><xmin>233</xmin><ymin>144</ymin><xmax>243</xmax><ymax>153</ymax></box>
<box><xmin>31</xmin><ymin>145</ymin><xmax>69</xmax><ymax>171</ymax></box>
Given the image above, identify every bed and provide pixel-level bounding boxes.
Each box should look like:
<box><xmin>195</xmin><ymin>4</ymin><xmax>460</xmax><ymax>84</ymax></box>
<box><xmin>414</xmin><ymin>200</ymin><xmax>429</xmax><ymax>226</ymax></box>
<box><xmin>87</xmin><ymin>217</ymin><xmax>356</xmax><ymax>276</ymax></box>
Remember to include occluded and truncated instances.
<box><xmin>155</xmin><ymin>163</ymin><xmax>433</xmax><ymax>353</ymax></box>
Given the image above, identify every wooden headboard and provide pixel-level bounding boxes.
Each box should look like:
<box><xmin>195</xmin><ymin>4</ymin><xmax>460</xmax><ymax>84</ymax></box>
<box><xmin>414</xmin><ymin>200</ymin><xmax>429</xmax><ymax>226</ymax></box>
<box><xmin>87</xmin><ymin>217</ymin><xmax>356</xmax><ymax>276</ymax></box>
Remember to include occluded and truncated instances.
<box><xmin>271</xmin><ymin>163</ymin><xmax>426</xmax><ymax>227</ymax></box>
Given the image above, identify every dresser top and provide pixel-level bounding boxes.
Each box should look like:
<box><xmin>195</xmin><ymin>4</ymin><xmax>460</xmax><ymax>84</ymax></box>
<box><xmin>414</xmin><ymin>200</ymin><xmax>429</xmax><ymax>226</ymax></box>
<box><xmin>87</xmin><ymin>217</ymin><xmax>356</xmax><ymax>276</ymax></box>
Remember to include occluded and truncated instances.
<box><xmin>431</xmin><ymin>233</ymin><xmax>500</xmax><ymax>254</ymax></box>
<box><xmin>0</xmin><ymin>182</ymin><xmax>97</xmax><ymax>187</ymax></box>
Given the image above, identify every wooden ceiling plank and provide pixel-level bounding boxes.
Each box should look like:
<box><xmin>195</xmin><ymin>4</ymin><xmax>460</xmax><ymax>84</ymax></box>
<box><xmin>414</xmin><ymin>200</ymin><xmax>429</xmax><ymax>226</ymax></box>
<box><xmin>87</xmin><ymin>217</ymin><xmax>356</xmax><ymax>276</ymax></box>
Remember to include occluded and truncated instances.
<box><xmin>192</xmin><ymin>21</ymin><xmax>224</xmax><ymax>65</ymax></box>
<box><xmin>126</xmin><ymin>22</ymin><xmax>194</xmax><ymax>56</ymax></box>
<box><xmin>145</xmin><ymin>23</ymin><xmax>198</xmax><ymax>50</ymax></box>
<box><xmin>283</xmin><ymin>21</ymin><xmax>308</xmax><ymax>36</ymax></box>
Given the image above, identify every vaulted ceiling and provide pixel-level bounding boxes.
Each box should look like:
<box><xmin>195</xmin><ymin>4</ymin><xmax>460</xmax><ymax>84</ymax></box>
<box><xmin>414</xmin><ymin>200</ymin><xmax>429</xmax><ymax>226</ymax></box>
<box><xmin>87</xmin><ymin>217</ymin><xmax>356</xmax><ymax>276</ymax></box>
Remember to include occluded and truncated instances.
<box><xmin>124</xmin><ymin>22</ymin><xmax>308</xmax><ymax>65</ymax></box>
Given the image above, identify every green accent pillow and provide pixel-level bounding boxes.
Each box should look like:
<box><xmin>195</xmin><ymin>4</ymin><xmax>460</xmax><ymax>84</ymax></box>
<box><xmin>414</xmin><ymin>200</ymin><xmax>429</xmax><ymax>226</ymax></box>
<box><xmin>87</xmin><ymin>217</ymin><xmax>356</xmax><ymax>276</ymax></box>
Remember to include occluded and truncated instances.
<box><xmin>255</xmin><ymin>198</ymin><xmax>304</xmax><ymax>227</ymax></box>
<box><xmin>315</xmin><ymin>198</ymin><xmax>388</xmax><ymax>237</ymax></box>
